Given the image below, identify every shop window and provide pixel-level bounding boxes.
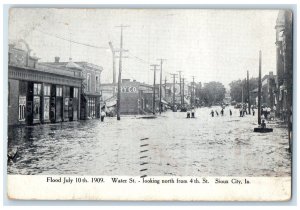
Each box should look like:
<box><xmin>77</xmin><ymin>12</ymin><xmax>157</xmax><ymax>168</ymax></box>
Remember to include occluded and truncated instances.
<box><xmin>33</xmin><ymin>83</ymin><xmax>42</xmax><ymax>121</ymax></box>
<box><xmin>18</xmin><ymin>96</ymin><xmax>26</xmax><ymax>121</ymax></box>
<box><xmin>33</xmin><ymin>96</ymin><xmax>40</xmax><ymax>120</ymax></box>
<box><xmin>88</xmin><ymin>97</ymin><xmax>96</xmax><ymax>118</ymax></box>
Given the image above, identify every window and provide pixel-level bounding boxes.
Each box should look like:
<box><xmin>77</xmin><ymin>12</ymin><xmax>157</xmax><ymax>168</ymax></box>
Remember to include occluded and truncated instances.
<box><xmin>33</xmin><ymin>96</ymin><xmax>40</xmax><ymax>120</ymax></box>
<box><xmin>87</xmin><ymin>73</ymin><xmax>91</xmax><ymax>92</ymax></box>
<box><xmin>18</xmin><ymin>96</ymin><xmax>26</xmax><ymax>121</ymax></box>
<box><xmin>73</xmin><ymin>88</ymin><xmax>78</xmax><ymax>98</ymax></box>
<box><xmin>34</xmin><ymin>83</ymin><xmax>42</xmax><ymax>95</ymax></box>
<box><xmin>8</xmin><ymin>82</ymin><xmax>10</xmax><ymax>106</ymax></box>
<box><xmin>88</xmin><ymin>97</ymin><xmax>96</xmax><ymax>118</ymax></box>
<box><xmin>44</xmin><ymin>84</ymin><xmax>51</xmax><ymax>96</ymax></box>
<box><xmin>95</xmin><ymin>75</ymin><xmax>100</xmax><ymax>92</ymax></box>
<box><xmin>56</xmin><ymin>86</ymin><xmax>63</xmax><ymax>97</ymax></box>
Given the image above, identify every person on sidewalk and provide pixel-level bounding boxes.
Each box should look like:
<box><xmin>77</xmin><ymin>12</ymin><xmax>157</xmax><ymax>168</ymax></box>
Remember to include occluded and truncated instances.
<box><xmin>101</xmin><ymin>109</ymin><xmax>106</xmax><ymax>122</ymax></box>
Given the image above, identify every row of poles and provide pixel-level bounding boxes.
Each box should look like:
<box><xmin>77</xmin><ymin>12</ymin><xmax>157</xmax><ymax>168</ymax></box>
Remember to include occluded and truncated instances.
<box><xmin>110</xmin><ymin>24</ymin><xmax>197</xmax><ymax>119</ymax></box>
<box><xmin>241</xmin><ymin>50</ymin><xmax>262</xmax><ymax>126</ymax></box>
<box><xmin>110</xmin><ymin>25</ymin><xmax>262</xmax><ymax>124</ymax></box>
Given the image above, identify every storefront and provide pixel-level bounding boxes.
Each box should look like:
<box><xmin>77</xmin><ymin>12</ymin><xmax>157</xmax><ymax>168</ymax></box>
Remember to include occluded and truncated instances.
<box><xmin>8</xmin><ymin>64</ymin><xmax>82</xmax><ymax>126</ymax></box>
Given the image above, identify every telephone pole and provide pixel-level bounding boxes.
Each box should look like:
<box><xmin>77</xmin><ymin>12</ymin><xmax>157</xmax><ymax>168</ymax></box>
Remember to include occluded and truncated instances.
<box><xmin>191</xmin><ymin>76</ymin><xmax>195</xmax><ymax>107</ymax></box>
<box><xmin>150</xmin><ymin>64</ymin><xmax>160</xmax><ymax>115</ymax></box>
<box><xmin>115</xmin><ymin>24</ymin><xmax>129</xmax><ymax>121</ymax></box>
<box><xmin>247</xmin><ymin>70</ymin><xmax>251</xmax><ymax>114</ymax></box>
<box><xmin>157</xmin><ymin>59</ymin><xmax>166</xmax><ymax>114</ymax></box>
<box><xmin>258</xmin><ymin>50</ymin><xmax>262</xmax><ymax>125</ymax></box>
<box><xmin>170</xmin><ymin>73</ymin><xmax>178</xmax><ymax>112</ymax></box>
<box><xmin>108</xmin><ymin>42</ymin><xmax>116</xmax><ymax>85</ymax></box>
<box><xmin>182</xmin><ymin>77</ymin><xmax>185</xmax><ymax>107</ymax></box>
<box><xmin>177</xmin><ymin>71</ymin><xmax>183</xmax><ymax>107</ymax></box>
<box><xmin>164</xmin><ymin>77</ymin><xmax>167</xmax><ymax>99</ymax></box>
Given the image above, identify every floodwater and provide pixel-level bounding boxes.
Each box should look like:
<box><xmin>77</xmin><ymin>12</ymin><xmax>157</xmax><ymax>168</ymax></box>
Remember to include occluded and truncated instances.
<box><xmin>7</xmin><ymin>106</ymin><xmax>291</xmax><ymax>176</ymax></box>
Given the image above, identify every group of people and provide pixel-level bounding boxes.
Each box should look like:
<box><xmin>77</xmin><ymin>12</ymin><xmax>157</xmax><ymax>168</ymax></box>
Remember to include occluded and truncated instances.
<box><xmin>261</xmin><ymin>106</ymin><xmax>273</xmax><ymax>120</ymax></box>
<box><xmin>187</xmin><ymin>107</ymin><xmax>196</xmax><ymax>118</ymax></box>
<box><xmin>210</xmin><ymin>108</ymin><xmax>232</xmax><ymax>117</ymax></box>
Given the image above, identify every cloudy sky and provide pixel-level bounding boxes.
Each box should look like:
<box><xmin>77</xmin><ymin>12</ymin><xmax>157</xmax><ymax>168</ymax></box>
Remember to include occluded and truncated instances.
<box><xmin>9</xmin><ymin>8</ymin><xmax>279</xmax><ymax>87</ymax></box>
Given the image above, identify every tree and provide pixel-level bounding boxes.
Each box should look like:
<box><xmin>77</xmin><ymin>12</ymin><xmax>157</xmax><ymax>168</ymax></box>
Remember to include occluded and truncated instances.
<box><xmin>201</xmin><ymin>81</ymin><xmax>226</xmax><ymax>105</ymax></box>
<box><xmin>229</xmin><ymin>77</ymin><xmax>258</xmax><ymax>103</ymax></box>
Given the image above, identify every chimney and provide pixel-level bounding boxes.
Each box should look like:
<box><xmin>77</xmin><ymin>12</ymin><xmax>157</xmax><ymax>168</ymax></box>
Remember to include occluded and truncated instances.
<box><xmin>55</xmin><ymin>56</ymin><xmax>60</xmax><ymax>63</ymax></box>
<box><xmin>122</xmin><ymin>79</ymin><xmax>130</xmax><ymax>83</ymax></box>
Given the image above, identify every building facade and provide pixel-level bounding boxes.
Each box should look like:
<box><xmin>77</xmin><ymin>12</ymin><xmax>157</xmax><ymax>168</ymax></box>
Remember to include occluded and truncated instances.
<box><xmin>261</xmin><ymin>71</ymin><xmax>277</xmax><ymax>108</ymax></box>
<box><xmin>41</xmin><ymin>60</ymin><xmax>103</xmax><ymax>120</ymax></box>
<box><xmin>101</xmin><ymin>79</ymin><xmax>157</xmax><ymax>115</ymax></box>
<box><xmin>275</xmin><ymin>10</ymin><xmax>293</xmax><ymax>121</ymax></box>
<box><xmin>8</xmin><ymin>41</ymin><xmax>82</xmax><ymax>126</ymax></box>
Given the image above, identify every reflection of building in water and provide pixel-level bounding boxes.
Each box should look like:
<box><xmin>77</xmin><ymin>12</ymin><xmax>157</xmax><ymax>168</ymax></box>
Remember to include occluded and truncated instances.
<box><xmin>8</xmin><ymin>40</ymin><xmax>103</xmax><ymax>126</ymax></box>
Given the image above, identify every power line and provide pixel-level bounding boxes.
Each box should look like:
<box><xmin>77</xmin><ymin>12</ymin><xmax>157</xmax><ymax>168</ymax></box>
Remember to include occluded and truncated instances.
<box><xmin>35</xmin><ymin>29</ymin><xmax>108</xmax><ymax>49</ymax></box>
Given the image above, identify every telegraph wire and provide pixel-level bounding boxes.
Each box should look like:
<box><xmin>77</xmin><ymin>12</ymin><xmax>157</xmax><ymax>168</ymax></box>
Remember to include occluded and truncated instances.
<box><xmin>35</xmin><ymin>29</ymin><xmax>108</xmax><ymax>49</ymax></box>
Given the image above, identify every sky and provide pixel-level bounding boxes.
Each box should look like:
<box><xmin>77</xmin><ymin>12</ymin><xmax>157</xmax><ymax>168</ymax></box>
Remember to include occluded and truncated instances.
<box><xmin>8</xmin><ymin>8</ymin><xmax>280</xmax><ymax>88</ymax></box>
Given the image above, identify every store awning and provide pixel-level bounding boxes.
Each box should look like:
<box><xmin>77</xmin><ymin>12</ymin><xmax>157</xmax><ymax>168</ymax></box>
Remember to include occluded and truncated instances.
<box><xmin>184</xmin><ymin>97</ymin><xmax>190</xmax><ymax>105</ymax></box>
<box><xmin>104</xmin><ymin>96</ymin><xmax>117</xmax><ymax>107</ymax></box>
<box><xmin>155</xmin><ymin>99</ymin><xmax>169</xmax><ymax>105</ymax></box>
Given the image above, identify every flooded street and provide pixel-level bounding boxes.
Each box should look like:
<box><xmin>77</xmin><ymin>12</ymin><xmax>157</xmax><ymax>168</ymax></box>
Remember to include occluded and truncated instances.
<box><xmin>7</xmin><ymin>106</ymin><xmax>291</xmax><ymax>176</ymax></box>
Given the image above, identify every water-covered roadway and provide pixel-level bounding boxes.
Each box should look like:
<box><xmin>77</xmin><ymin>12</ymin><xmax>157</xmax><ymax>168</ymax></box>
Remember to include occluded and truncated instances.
<box><xmin>7</xmin><ymin>106</ymin><xmax>291</xmax><ymax>176</ymax></box>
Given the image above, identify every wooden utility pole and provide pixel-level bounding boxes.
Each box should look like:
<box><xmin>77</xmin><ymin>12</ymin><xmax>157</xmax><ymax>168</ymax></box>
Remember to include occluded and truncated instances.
<box><xmin>177</xmin><ymin>71</ymin><xmax>183</xmax><ymax>107</ymax></box>
<box><xmin>164</xmin><ymin>77</ymin><xmax>167</xmax><ymax>99</ymax></box>
<box><xmin>116</xmin><ymin>24</ymin><xmax>129</xmax><ymax>121</ymax></box>
<box><xmin>242</xmin><ymin>80</ymin><xmax>244</xmax><ymax>104</ymax></box>
<box><xmin>150</xmin><ymin>64</ymin><xmax>160</xmax><ymax>115</ymax></box>
<box><xmin>182</xmin><ymin>77</ymin><xmax>185</xmax><ymax>107</ymax></box>
<box><xmin>258</xmin><ymin>50</ymin><xmax>262</xmax><ymax>125</ymax></box>
<box><xmin>108</xmin><ymin>42</ymin><xmax>116</xmax><ymax>85</ymax></box>
<box><xmin>170</xmin><ymin>73</ymin><xmax>178</xmax><ymax>112</ymax></box>
<box><xmin>191</xmin><ymin>76</ymin><xmax>195</xmax><ymax>107</ymax></box>
<box><xmin>157</xmin><ymin>59</ymin><xmax>166</xmax><ymax>114</ymax></box>
<box><xmin>247</xmin><ymin>70</ymin><xmax>251</xmax><ymax>114</ymax></box>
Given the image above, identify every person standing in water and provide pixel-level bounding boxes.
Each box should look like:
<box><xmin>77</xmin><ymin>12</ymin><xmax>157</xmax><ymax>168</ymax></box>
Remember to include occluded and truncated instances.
<box><xmin>101</xmin><ymin>109</ymin><xmax>106</xmax><ymax>122</ymax></box>
<box><xmin>211</xmin><ymin>110</ymin><xmax>214</xmax><ymax>117</ymax></box>
<box><xmin>221</xmin><ymin>109</ymin><xmax>224</xmax><ymax>116</ymax></box>
<box><xmin>229</xmin><ymin>109</ymin><xmax>232</xmax><ymax>116</ymax></box>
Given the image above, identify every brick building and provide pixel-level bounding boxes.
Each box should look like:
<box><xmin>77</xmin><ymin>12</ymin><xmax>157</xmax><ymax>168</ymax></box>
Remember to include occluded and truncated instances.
<box><xmin>42</xmin><ymin>59</ymin><xmax>103</xmax><ymax>120</ymax></box>
<box><xmin>101</xmin><ymin>79</ymin><xmax>157</xmax><ymax>115</ymax></box>
<box><xmin>8</xmin><ymin>40</ymin><xmax>82</xmax><ymax>126</ymax></box>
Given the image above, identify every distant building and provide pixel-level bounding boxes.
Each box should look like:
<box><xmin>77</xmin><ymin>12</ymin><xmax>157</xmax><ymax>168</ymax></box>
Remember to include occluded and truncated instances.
<box><xmin>164</xmin><ymin>83</ymin><xmax>190</xmax><ymax>106</ymax></box>
<box><xmin>250</xmin><ymin>71</ymin><xmax>277</xmax><ymax>108</ymax></box>
<box><xmin>261</xmin><ymin>72</ymin><xmax>277</xmax><ymax>108</ymax></box>
<box><xmin>101</xmin><ymin>79</ymin><xmax>159</xmax><ymax>115</ymax></box>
